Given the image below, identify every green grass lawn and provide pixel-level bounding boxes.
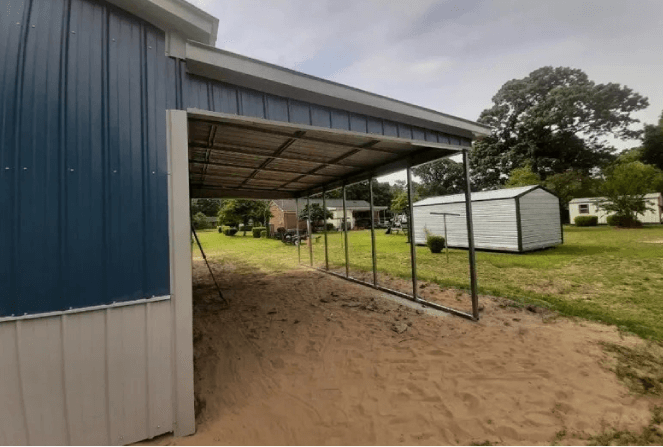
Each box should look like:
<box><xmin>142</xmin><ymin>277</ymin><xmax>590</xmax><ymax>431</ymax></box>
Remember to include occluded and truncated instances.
<box><xmin>195</xmin><ymin>225</ymin><xmax>663</xmax><ymax>340</ymax></box>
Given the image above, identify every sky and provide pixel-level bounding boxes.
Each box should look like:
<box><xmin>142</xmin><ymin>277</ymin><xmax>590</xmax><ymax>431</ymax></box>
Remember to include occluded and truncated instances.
<box><xmin>189</xmin><ymin>0</ymin><xmax>663</xmax><ymax>183</ymax></box>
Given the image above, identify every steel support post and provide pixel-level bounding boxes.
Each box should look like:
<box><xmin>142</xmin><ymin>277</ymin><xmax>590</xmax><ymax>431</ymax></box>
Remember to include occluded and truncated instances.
<box><xmin>342</xmin><ymin>184</ymin><xmax>350</xmax><ymax>277</ymax></box>
<box><xmin>322</xmin><ymin>188</ymin><xmax>329</xmax><ymax>270</ymax></box>
<box><xmin>369</xmin><ymin>179</ymin><xmax>378</xmax><ymax>285</ymax></box>
<box><xmin>406</xmin><ymin>164</ymin><xmax>418</xmax><ymax>300</ymax></box>
<box><xmin>295</xmin><ymin>197</ymin><xmax>301</xmax><ymax>264</ymax></box>
<box><xmin>462</xmin><ymin>150</ymin><xmax>480</xmax><ymax>320</ymax></box>
<box><xmin>307</xmin><ymin>195</ymin><xmax>313</xmax><ymax>266</ymax></box>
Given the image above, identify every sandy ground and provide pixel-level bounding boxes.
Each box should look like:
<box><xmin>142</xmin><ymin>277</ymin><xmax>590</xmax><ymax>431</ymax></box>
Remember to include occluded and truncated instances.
<box><xmin>144</xmin><ymin>260</ymin><xmax>659</xmax><ymax>446</ymax></box>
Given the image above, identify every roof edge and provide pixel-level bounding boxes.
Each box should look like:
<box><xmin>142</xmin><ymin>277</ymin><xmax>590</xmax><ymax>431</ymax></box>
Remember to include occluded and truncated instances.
<box><xmin>185</xmin><ymin>41</ymin><xmax>492</xmax><ymax>139</ymax></box>
<box><xmin>106</xmin><ymin>0</ymin><xmax>218</xmax><ymax>45</ymax></box>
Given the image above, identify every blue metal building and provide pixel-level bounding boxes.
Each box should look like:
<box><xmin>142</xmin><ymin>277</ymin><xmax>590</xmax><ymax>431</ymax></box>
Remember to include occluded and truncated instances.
<box><xmin>0</xmin><ymin>0</ymin><xmax>490</xmax><ymax>444</ymax></box>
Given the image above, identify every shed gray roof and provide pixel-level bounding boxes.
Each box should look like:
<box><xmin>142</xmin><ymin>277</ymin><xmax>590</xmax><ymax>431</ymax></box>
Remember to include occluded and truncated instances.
<box><xmin>272</xmin><ymin>199</ymin><xmax>388</xmax><ymax>211</ymax></box>
<box><xmin>413</xmin><ymin>185</ymin><xmax>541</xmax><ymax>207</ymax></box>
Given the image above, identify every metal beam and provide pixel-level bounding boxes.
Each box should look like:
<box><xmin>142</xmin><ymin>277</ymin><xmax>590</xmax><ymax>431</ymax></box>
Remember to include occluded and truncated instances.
<box><xmin>322</xmin><ymin>188</ymin><xmax>329</xmax><ymax>270</ymax></box>
<box><xmin>237</xmin><ymin>131</ymin><xmax>306</xmax><ymax>188</ymax></box>
<box><xmin>369</xmin><ymin>178</ymin><xmax>377</xmax><ymax>286</ymax></box>
<box><xmin>342</xmin><ymin>184</ymin><xmax>349</xmax><ymax>278</ymax></box>
<box><xmin>189</xmin><ymin>159</ymin><xmax>336</xmax><ymax>178</ymax></box>
<box><xmin>307</xmin><ymin>195</ymin><xmax>313</xmax><ymax>266</ymax></box>
<box><xmin>406</xmin><ymin>164</ymin><xmax>418</xmax><ymax>301</ymax></box>
<box><xmin>296</xmin><ymin>198</ymin><xmax>301</xmax><ymax>264</ymax></box>
<box><xmin>201</xmin><ymin>124</ymin><xmax>217</xmax><ymax>186</ymax></box>
<box><xmin>312</xmin><ymin>267</ymin><xmax>476</xmax><ymax>321</ymax></box>
<box><xmin>189</xmin><ymin>143</ymin><xmax>365</xmax><ymax>169</ymax></box>
<box><xmin>462</xmin><ymin>150</ymin><xmax>479</xmax><ymax>320</ymax></box>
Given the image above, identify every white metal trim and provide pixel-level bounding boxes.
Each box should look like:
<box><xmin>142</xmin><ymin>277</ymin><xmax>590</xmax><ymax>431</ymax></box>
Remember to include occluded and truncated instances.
<box><xmin>0</xmin><ymin>296</ymin><xmax>171</xmax><ymax>324</ymax></box>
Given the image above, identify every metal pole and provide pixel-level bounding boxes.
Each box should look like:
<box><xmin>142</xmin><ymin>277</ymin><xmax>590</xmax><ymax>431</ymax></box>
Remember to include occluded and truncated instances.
<box><xmin>295</xmin><ymin>197</ymin><xmax>301</xmax><ymax>264</ymax></box>
<box><xmin>369</xmin><ymin>179</ymin><xmax>378</xmax><ymax>286</ymax></box>
<box><xmin>307</xmin><ymin>195</ymin><xmax>313</xmax><ymax>266</ymax></box>
<box><xmin>342</xmin><ymin>184</ymin><xmax>349</xmax><ymax>278</ymax></box>
<box><xmin>462</xmin><ymin>150</ymin><xmax>479</xmax><ymax>320</ymax></box>
<box><xmin>406</xmin><ymin>164</ymin><xmax>418</xmax><ymax>300</ymax></box>
<box><xmin>322</xmin><ymin>188</ymin><xmax>329</xmax><ymax>270</ymax></box>
<box><xmin>444</xmin><ymin>214</ymin><xmax>449</xmax><ymax>263</ymax></box>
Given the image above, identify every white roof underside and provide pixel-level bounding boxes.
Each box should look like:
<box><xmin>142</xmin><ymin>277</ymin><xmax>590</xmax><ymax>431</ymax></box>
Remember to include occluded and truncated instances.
<box><xmin>414</xmin><ymin>185</ymin><xmax>539</xmax><ymax>207</ymax></box>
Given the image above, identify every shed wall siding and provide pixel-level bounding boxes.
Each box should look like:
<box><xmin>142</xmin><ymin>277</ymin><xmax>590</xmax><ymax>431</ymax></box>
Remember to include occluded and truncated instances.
<box><xmin>0</xmin><ymin>299</ymin><xmax>173</xmax><ymax>446</ymax></box>
<box><xmin>518</xmin><ymin>189</ymin><xmax>563</xmax><ymax>251</ymax></box>
<box><xmin>0</xmin><ymin>0</ymin><xmax>170</xmax><ymax>317</ymax></box>
<box><xmin>413</xmin><ymin>199</ymin><xmax>519</xmax><ymax>251</ymax></box>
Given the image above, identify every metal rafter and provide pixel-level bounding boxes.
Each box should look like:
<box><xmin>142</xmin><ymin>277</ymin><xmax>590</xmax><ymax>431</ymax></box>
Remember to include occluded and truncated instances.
<box><xmin>188</xmin><ymin>159</ymin><xmax>336</xmax><ymax>179</ymax></box>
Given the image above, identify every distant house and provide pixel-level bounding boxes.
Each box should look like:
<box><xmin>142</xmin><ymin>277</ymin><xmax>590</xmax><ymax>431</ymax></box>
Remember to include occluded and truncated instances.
<box><xmin>269</xmin><ymin>199</ymin><xmax>388</xmax><ymax>233</ymax></box>
<box><xmin>569</xmin><ymin>193</ymin><xmax>663</xmax><ymax>224</ymax></box>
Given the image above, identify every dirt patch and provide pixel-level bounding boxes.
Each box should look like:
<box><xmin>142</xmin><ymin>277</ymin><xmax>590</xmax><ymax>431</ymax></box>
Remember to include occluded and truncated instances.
<box><xmin>143</xmin><ymin>261</ymin><xmax>661</xmax><ymax>446</ymax></box>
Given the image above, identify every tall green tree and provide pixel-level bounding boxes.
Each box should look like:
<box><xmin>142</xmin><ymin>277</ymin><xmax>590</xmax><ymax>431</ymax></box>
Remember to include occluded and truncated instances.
<box><xmin>473</xmin><ymin>66</ymin><xmax>648</xmax><ymax>188</ymax></box>
<box><xmin>503</xmin><ymin>163</ymin><xmax>541</xmax><ymax>188</ymax></box>
<box><xmin>324</xmin><ymin>179</ymin><xmax>394</xmax><ymax>207</ymax></box>
<box><xmin>413</xmin><ymin>158</ymin><xmax>465</xmax><ymax>197</ymax></box>
<box><xmin>641</xmin><ymin>110</ymin><xmax>663</xmax><ymax>171</ymax></box>
<box><xmin>190</xmin><ymin>198</ymin><xmax>222</xmax><ymax>217</ymax></box>
<box><xmin>298</xmin><ymin>203</ymin><xmax>333</xmax><ymax>228</ymax></box>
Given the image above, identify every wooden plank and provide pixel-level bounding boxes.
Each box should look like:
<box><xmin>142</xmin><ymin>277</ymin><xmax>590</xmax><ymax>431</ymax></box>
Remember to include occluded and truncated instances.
<box><xmin>17</xmin><ymin>317</ymin><xmax>69</xmax><ymax>445</ymax></box>
<box><xmin>107</xmin><ymin>305</ymin><xmax>148</xmax><ymax>445</ymax></box>
<box><xmin>62</xmin><ymin>311</ymin><xmax>110</xmax><ymax>445</ymax></box>
<box><xmin>0</xmin><ymin>321</ymin><xmax>28</xmax><ymax>445</ymax></box>
<box><xmin>146</xmin><ymin>300</ymin><xmax>173</xmax><ymax>439</ymax></box>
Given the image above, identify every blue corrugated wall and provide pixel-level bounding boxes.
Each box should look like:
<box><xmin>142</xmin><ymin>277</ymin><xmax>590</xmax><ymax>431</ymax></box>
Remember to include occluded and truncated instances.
<box><xmin>0</xmin><ymin>0</ymin><xmax>170</xmax><ymax>316</ymax></box>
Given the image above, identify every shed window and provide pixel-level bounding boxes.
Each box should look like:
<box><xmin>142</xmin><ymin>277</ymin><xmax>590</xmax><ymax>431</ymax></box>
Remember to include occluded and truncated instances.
<box><xmin>578</xmin><ymin>204</ymin><xmax>589</xmax><ymax>214</ymax></box>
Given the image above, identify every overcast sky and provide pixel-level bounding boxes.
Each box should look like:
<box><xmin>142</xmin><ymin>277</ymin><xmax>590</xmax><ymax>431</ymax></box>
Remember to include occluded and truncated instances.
<box><xmin>190</xmin><ymin>0</ymin><xmax>663</xmax><ymax>183</ymax></box>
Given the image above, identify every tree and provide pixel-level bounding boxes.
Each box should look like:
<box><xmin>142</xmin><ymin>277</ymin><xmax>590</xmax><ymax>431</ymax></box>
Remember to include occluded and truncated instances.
<box><xmin>504</xmin><ymin>163</ymin><xmax>541</xmax><ymax>188</ymax></box>
<box><xmin>190</xmin><ymin>198</ymin><xmax>222</xmax><ymax>217</ymax></box>
<box><xmin>474</xmin><ymin>66</ymin><xmax>649</xmax><ymax>188</ymax></box>
<box><xmin>217</xmin><ymin>200</ymin><xmax>272</xmax><ymax>235</ymax></box>
<box><xmin>325</xmin><ymin>179</ymin><xmax>394</xmax><ymax>207</ymax></box>
<box><xmin>597</xmin><ymin>161</ymin><xmax>663</xmax><ymax>225</ymax></box>
<box><xmin>298</xmin><ymin>203</ymin><xmax>333</xmax><ymax>227</ymax></box>
<box><xmin>641</xmin><ymin>110</ymin><xmax>663</xmax><ymax>170</ymax></box>
<box><xmin>192</xmin><ymin>212</ymin><xmax>212</xmax><ymax>230</ymax></box>
<box><xmin>390</xmin><ymin>189</ymin><xmax>421</xmax><ymax>214</ymax></box>
<box><xmin>413</xmin><ymin>158</ymin><xmax>465</xmax><ymax>197</ymax></box>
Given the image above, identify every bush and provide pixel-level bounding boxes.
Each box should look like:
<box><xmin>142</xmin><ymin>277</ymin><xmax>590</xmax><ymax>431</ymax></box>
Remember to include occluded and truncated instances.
<box><xmin>426</xmin><ymin>235</ymin><xmax>446</xmax><ymax>253</ymax></box>
<box><xmin>217</xmin><ymin>226</ymin><xmax>223</xmax><ymax>233</ymax></box>
<box><xmin>239</xmin><ymin>224</ymin><xmax>253</xmax><ymax>232</ymax></box>
<box><xmin>223</xmin><ymin>227</ymin><xmax>238</xmax><ymax>236</ymax></box>
<box><xmin>607</xmin><ymin>214</ymin><xmax>643</xmax><ymax>228</ymax></box>
<box><xmin>326</xmin><ymin>223</ymin><xmax>335</xmax><ymax>231</ymax></box>
<box><xmin>252</xmin><ymin>227</ymin><xmax>266</xmax><ymax>238</ymax></box>
<box><xmin>574</xmin><ymin>215</ymin><xmax>598</xmax><ymax>226</ymax></box>
<box><xmin>260</xmin><ymin>230</ymin><xmax>267</xmax><ymax>238</ymax></box>
<box><xmin>192</xmin><ymin>212</ymin><xmax>212</xmax><ymax>230</ymax></box>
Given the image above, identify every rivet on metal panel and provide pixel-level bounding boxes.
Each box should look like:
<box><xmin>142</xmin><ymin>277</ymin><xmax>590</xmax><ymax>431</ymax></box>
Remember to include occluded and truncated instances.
<box><xmin>16</xmin><ymin>22</ymin><xmax>20</xmax><ymax>25</ymax></box>
<box><xmin>5</xmin><ymin>167</ymin><xmax>10</xmax><ymax>170</ymax></box>
<box><xmin>112</xmin><ymin>39</ymin><xmax>116</xmax><ymax>42</ymax></box>
<box><xmin>113</xmin><ymin>170</ymin><xmax>117</xmax><ymax>173</ymax></box>
<box><xmin>23</xmin><ymin>167</ymin><xmax>27</xmax><ymax>170</ymax></box>
<box><xmin>148</xmin><ymin>46</ymin><xmax>152</xmax><ymax>49</ymax></box>
<box><xmin>152</xmin><ymin>171</ymin><xmax>155</xmax><ymax>174</ymax></box>
<box><xmin>71</xmin><ymin>30</ymin><xmax>76</xmax><ymax>34</ymax></box>
<box><xmin>31</xmin><ymin>25</ymin><xmax>35</xmax><ymax>28</ymax></box>
<box><xmin>70</xmin><ymin>168</ymin><xmax>74</xmax><ymax>172</ymax></box>
<box><xmin>157</xmin><ymin>425</ymin><xmax>160</xmax><ymax>429</ymax></box>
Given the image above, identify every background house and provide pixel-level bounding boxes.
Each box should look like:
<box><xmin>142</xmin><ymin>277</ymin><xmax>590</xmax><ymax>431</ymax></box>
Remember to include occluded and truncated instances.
<box><xmin>569</xmin><ymin>193</ymin><xmax>663</xmax><ymax>224</ymax></box>
<box><xmin>270</xmin><ymin>199</ymin><xmax>388</xmax><ymax>233</ymax></box>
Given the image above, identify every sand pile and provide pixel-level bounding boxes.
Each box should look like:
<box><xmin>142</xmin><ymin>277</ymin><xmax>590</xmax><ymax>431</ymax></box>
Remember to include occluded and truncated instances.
<box><xmin>146</xmin><ymin>261</ymin><xmax>659</xmax><ymax>445</ymax></box>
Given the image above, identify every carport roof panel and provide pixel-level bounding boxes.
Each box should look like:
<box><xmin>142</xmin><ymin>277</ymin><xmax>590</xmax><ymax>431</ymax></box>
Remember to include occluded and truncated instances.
<box><xmin>188</xmin><ymin>109</ymin><xmax>466</xmax><ymax>199</ymax></box>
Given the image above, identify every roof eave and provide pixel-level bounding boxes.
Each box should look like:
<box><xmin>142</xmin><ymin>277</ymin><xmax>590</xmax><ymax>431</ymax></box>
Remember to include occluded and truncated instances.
<box><xmin>185</xmin><ymin>41</ymin><xmax>492</xmax><ymax>140</ymax></box>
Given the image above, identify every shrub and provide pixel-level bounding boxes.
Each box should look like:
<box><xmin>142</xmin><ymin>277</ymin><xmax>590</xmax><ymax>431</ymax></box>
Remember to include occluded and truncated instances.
<box><xmin>239</xmin><ymin>224</ymin><xmax>253</xmax><ymax>232</ymax></box>
<box><xmin>426</xmin><ymin>235</ymin><xmax>446</xmax><ymax>253</ymax></box>
<box><xmin>217</xmin><ymin>226</ymin><xmax>223</xmax><ymax>233</ymax></box>
<box><xmin>574</xmin><ymin>215</ymin><xmax>598</xmax><ymax>226</ymax></box>
<box><xmin>192</xmin><ymin>212</ymin><xmax>212</xmax><ymax>230</ymax></box>
<box><xmin>252</xmin><ymin>227</ymin><xmax>266</xmax><ymax>238</ymax></box>
<box><xmin>326</xmin><ymin>223</ymin><xmax>335</xmax><ymax>231</ymax></box>
<box><xmin>607</xmin><ymin>214</ymin><xmax>643</xmax><ymax>228</ymax></box>
<box><xmin>223</xmin><ymin>227</ymin><xmax>238</xmax><ymax>236</ymax></box>
<box><xmin>260</xmin><ymin>230</ymin><xmax>267</xmax><ymax>238</ymax></box>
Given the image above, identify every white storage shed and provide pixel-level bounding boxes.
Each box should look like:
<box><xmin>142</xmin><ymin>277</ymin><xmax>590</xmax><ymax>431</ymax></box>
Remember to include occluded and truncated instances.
<box><xmin>413</xmin><ymin>185</ymin><xmax>563</xmax><ymax>252</ymax></box>
<box><xmin>569</xmin><ymin>193</ymin><xmax>663</xmax><ymax>224</ymax></box>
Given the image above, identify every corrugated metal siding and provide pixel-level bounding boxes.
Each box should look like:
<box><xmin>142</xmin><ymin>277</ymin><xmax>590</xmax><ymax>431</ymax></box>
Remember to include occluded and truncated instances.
<box><xmin>0</xmin><ymin>299</ymin><xmax>173</xmax><ymax>446</ymax></box>
<box><xmin>0</xmin><ymin>0</ymin><xmax>170</xmax><ymax>316</ymax></box>
<box><xmin>413</xmin><ymin>199</ymin><xmax>519</xmax><ymax>251</ymax></box>
<box><xmin>163</xmin><ymin>58</ymin><xmax>473</xmax><ymax>146</ymax></box>
<box><xmin>519</xmin><ymin>189</ymin><xmax>563</xmax><ymax>250</ymax></box>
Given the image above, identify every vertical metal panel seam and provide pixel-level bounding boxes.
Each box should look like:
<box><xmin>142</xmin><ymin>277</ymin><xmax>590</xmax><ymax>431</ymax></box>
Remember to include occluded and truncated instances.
<box><xmin>515</xmin><ymin>197</ymin><xmax>523</xmax><ymax>252</ymax></box>
<box><xmin>60</xmin><ymin>315</ymin><xmax>72</xmax><ymax>444</ymax></box>
<box><xmin>140</xmin><ymin>22</ymin><xmax>149</xmax><ymax>302</ymax></box>
<box><xmin>14</xmin><ymin>320</ymin><xmax>30</xmax><ymax>445</ymax></box>
<box><xmin>101</xmin><ymin>1</ymin><xmax>110</xmax><ymax>305</ymax></box>
<box><xmin>11</xmin><ymin>0</ymin><xmax>34</xmax><ymax>314</ymax></box>
<box><xmin>145</xmin><ymin>302</ymin><xmax>151</xmax><ymax>439</ymax></box>
<box><xmin>104</xmin><ymin>308</ymin><xmax>112</xmax><ymax>444</ymax></box>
